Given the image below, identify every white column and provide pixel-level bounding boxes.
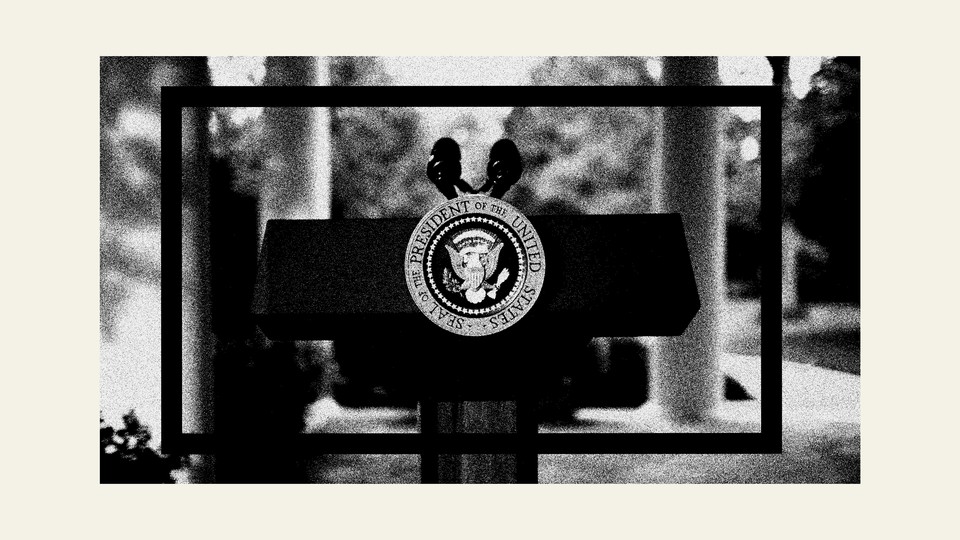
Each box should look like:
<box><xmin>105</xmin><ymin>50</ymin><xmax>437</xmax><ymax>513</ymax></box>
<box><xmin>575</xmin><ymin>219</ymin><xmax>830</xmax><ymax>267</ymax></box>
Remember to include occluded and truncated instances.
<box><xmin>647</xmin><ymin>57</ymin><xmax>725</xmax><ymax>423</ymax></box>
<box><xmin>177</xmin><ymin>59</ymin><xmax>215</xmax><ymax>482</ymax></box>
<box><xmin>262</xmin><ymin>56</ymin><xmax>332</xmax><ymax>230</ymax></box>
<box><xmin>262</xmin><ymin>57</ymin><xmax>339</xmax><ymax>421</ymax></box>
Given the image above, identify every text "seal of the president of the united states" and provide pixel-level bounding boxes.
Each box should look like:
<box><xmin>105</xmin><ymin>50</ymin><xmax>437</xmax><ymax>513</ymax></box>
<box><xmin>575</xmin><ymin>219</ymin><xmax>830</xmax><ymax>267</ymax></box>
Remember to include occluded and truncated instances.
<box><xmin>405</xmin><ymin>194</ymin><xmax>545</xmax><ymax>336</ymax></box>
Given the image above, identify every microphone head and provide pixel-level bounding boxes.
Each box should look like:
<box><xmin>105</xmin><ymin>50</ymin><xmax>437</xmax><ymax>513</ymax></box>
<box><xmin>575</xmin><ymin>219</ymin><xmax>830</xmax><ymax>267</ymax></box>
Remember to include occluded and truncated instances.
<box><xmin>428</xmin><ymin>137</ymin><xmax>462</xmax><ymax>189</ymax></box>
<box><xmin>431</xmin><ymin>137</ymin><xmax>461</xmax><ymax>161</ymax></box>
<box><xmin>487</xmin><ymin>138</ymin><xmax>522</xmax><ymax>188</ymax></box>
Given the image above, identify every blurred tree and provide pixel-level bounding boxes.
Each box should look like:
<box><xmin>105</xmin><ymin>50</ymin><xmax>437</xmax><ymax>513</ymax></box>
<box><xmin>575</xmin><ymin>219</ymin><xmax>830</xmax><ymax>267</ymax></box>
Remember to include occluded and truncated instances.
<box><xmin>444</xmin><ymin>112</ymin><xmax>487</xmax><ymax>185</ymax></box>
<box><xmin>724</xmin><ymin>114</ymin><xmax>762</xmax><ymax>231</ymax></box>
<box><xmin>100</xmin><ymin>58</ymin><xmax>175</xmax><ymax>337</ymax></box>
<box><xmin>502</xmin><ymin>57</ymin><xmax>659</xmax><ymax>215</ymax></box>
<box><xmin>723</xmin><ymin>105</ymin><xmax>762</xmax><ymax>294</ymax></box>
<box><xmin>209</xmin><ymin>108</ymin><xmax>268</xmax><ymax>198</ymax></box>
<box><xmin>330</xmin><ymin>56</ymin><xmax>433</xmax><ymax>218</ymax></box>
<box><xmin>208</xmin><ymin>57</ymin><xmax>433</xmax><ymax>220</ymax></box>
<box><xmin>101</xmin><ymin>411</ymin><xmax>187</xmax><ymax>483</ymax></box>
<box><xmin>331</xmin><ymin>55</ymin><xmax>390</xmax><ymax>87</ymax></box>
<box><xmin>101</xmin><ymin>57</ymin><xmax>217</xmax><ymax>481</ymax></box>
<box><xmin>783</xmin><ymin>57</ymin><xmax>860</xmax><ymax>302</ymax></box>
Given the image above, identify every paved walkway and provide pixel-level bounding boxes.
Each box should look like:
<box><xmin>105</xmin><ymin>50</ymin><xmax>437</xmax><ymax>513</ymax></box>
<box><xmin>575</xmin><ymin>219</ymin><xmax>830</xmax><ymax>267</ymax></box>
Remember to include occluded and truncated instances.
<box><xmin>539</xmin><ymin>352</ymin><xmax>859</xmax><ymax>483</ymax></box>
<box><xmin>305</xmin><ymin>301</ymin><xmax>860</xmax><ymax>483</ymax></box>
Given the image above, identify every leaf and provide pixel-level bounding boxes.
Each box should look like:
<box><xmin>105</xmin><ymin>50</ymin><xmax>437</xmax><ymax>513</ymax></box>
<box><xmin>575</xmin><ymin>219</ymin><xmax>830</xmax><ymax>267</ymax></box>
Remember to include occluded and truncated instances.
<box><xmin>443</xmin><ymin>268</ymin><xmax>460</xmax><ymax>292</ymax></box>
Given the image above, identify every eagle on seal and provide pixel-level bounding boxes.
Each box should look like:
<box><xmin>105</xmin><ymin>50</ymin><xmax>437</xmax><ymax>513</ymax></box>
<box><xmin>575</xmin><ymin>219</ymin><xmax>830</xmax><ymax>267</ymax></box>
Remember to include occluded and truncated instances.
<box><xmin>445</xmin><ymin>240</ymin><xmax>509</xmax><ymax>304</ymax></box>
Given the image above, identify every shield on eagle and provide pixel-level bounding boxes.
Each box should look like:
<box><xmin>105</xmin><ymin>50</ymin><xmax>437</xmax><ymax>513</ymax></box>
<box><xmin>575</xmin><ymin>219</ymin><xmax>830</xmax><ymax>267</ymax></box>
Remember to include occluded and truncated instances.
<box><xmin>443</xmin><ymin>229</ymin><xmax>510</xmax><ymax>304</ymax></box>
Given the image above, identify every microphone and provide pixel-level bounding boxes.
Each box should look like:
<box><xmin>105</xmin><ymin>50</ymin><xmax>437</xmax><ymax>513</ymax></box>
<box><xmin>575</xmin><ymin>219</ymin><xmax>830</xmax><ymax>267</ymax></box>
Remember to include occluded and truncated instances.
<box><xmin>483</xmin><ymin>139</ymin><xmax>523</xmax><ymax>199</ymax></box>
<box><xmin>427</xmin><ymin>138</ymin><xmax>464</xmax><ymax>200</ymax></box>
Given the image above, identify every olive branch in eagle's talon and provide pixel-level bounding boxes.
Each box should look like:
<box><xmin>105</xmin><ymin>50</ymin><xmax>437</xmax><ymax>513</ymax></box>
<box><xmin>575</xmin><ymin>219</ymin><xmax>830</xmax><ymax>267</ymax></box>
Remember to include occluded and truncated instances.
<box><xmin>443</xmin><ymin>267</ymin><xmax>461</xmax><ymax>293</ymax></box>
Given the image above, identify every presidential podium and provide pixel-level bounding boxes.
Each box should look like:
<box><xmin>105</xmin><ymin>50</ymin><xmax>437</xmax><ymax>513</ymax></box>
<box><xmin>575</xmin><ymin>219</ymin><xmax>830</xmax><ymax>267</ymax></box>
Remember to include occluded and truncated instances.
<box><xmin>252</xmin><ymin>213</ymin><xmax>698</xmax><ymax>483</ymax></box>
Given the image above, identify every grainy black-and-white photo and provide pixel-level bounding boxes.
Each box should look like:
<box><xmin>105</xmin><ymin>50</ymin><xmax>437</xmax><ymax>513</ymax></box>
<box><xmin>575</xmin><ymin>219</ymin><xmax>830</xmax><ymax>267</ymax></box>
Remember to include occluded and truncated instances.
<box><xmin>100</xmin><ymin>56</ymin><xmax>859</xmax><ymax>483</ymax></box>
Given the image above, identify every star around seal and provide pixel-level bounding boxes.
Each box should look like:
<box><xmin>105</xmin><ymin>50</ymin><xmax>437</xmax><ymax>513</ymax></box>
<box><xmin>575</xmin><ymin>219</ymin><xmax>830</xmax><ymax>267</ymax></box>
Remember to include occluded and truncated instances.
<box><xmin>405</xmin><ymin>194</ymin><xmax>545</xmax><ymax>336</ymax></box>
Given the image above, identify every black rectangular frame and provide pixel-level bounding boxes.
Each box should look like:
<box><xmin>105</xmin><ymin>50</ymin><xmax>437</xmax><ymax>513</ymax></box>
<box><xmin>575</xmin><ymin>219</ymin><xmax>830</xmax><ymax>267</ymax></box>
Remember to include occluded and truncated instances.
<box><xmin>161</xmin><ymin>85</ymin><xmax>783</xmax><ymax>476</ymax></box>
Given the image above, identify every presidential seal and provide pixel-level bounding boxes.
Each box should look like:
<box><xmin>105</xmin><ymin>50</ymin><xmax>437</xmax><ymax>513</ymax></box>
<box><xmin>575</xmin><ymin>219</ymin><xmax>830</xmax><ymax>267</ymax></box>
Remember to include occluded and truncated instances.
<box><xmin>405</xmin><ymin>194</ymin><xmax>545</xmax><ymax>336</ymax></box>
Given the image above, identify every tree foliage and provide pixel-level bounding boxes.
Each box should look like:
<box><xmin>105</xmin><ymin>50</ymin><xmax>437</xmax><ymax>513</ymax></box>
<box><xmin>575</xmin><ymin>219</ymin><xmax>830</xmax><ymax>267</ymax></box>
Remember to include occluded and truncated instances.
<box><xmin>100</xmin><ymin>411</ymin><xmax>187</xmax><ymax>483</ymax></box>
<box><xmin>330</xmin><ymin>57</ymin><xmax>434</xmax><ymax>218</ymax></box>
<box><xmin>785</xmin><ymin>57</ymin><xmax>860</xmax><ymax>235</ymax></box>
<box><xmin>100</xmin><ymin>57</ymin><xmax>204</xmax><ymax>337</ymax></box>
<box><xmin>206</xmin><ymin>57</ymin><xmax>434</xmax><ymax>219</ymax></box>
<box><xmin>783</xmin><ymin>57</ymin><xmax>860</xmax><ymax>301</ymax></box>
<box><xmin>502</xmin><ymin>57</ymin><xmax>660</xmax><ymax>214</ymax></box>
<box><xmin>724</xmin><ymin>114</ymin><xmax>762</xmax><ymax>231</ymax></box>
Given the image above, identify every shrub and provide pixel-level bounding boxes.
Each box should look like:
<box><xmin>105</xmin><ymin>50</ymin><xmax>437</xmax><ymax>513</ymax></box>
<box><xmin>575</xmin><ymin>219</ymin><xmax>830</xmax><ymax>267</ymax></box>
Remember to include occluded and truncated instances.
<box><xmin>100</xmin><ymin>411</ymin><xmax>188</xmax><ymax>483</ymax></box>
